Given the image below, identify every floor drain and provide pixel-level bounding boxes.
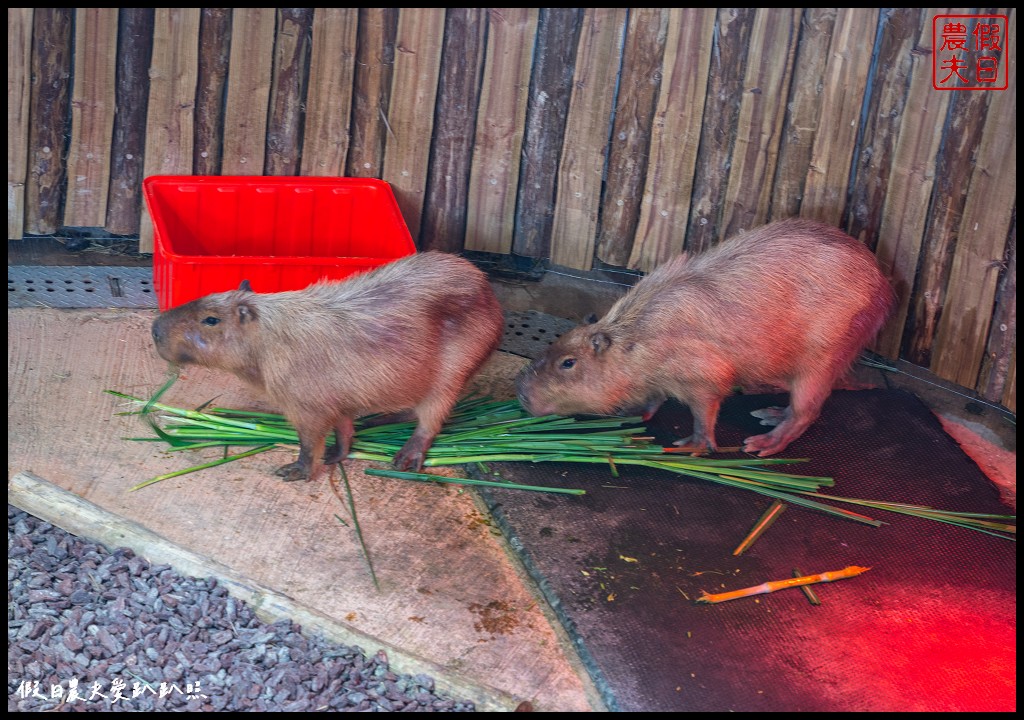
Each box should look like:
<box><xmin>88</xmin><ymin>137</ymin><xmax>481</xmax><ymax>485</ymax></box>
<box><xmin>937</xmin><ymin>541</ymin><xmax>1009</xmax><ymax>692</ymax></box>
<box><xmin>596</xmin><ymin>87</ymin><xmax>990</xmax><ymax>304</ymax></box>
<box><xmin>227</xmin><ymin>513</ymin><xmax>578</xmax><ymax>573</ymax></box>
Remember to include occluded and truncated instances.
<box><xmin>500</xmin><ymin>309</ymin><xmax>578</xmax><ymax>359</ymax></box>
<box><xmin>8</xmin><ymin>266</ymin><xmax>157</xmax><ymax>309</ymax></box>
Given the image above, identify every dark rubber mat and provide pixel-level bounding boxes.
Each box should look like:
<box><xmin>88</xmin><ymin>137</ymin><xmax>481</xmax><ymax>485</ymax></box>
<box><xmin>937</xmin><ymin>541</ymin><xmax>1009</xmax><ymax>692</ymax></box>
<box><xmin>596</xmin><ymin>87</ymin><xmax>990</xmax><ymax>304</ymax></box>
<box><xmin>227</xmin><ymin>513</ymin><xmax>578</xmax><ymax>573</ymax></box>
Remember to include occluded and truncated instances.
<box><xmin>474</xmin><ymin>389</ymin><xmax>1016</xmax><ymax>712</ymax></box>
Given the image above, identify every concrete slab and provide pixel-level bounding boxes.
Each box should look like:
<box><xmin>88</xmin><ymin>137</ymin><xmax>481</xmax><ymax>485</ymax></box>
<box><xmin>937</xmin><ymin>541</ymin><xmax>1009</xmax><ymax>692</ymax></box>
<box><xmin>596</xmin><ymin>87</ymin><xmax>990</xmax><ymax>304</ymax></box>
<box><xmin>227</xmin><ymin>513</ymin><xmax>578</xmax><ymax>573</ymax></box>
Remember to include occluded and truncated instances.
<box><xmin>7</xmin><ymin>307</ymin><xmax>604</xmax><ymax>712</ymax></box>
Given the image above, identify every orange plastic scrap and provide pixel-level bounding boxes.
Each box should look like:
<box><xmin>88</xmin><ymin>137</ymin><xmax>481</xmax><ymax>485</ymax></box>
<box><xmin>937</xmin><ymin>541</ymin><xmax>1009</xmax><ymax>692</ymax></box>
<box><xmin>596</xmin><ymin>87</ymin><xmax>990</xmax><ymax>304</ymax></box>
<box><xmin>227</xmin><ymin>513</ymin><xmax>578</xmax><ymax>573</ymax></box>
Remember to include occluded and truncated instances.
<box><xmin>696</xmin><ymin>565</ymin><xmax>871</xmax><ymax>604</ymax></box>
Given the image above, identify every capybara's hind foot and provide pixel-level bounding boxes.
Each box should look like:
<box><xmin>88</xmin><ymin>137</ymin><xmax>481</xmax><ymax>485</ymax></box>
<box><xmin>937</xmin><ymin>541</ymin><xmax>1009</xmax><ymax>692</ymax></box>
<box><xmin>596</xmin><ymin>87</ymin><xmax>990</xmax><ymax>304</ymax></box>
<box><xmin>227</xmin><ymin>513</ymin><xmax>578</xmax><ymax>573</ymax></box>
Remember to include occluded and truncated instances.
<box><xmin>393</xmin><ymin>450</ymin><xmax>425</xmax><ymax>472</ymax></box>
<box><xmin>322</xmin><ymin>444</ymin><xmax>345</xmax><ymax>465</ymax></box>
<box><xmin>742</xmin><ymin>431</ymin><xmax>792</xmax><ymax>457</ymax></box>
<box><xmin>275</xmin><ymin>461</ymin><xmax>310</xmax><ymax>482</ymax></box>
<box><xmin>750</xmin><ymin>406</ymin><xmax>787</xmax><ymax>427</ymax></box>
<box><xmin>393</xmin><ymin>437</ymin><xmax>429</xmax><ymax>472</ymax></box>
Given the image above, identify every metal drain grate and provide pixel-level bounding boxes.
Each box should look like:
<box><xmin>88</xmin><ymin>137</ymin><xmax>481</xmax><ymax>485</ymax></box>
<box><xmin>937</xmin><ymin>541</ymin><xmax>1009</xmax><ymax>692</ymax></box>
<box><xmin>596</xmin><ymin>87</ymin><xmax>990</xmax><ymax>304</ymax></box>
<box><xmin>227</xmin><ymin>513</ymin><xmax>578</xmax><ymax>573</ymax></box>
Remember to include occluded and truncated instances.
<box><xmin>8</xmin><ymin>266</ymin><xmax>158</xmax><ymax>309</ymax></box>
<box><xmin>500</xmin><ymin>309</ymin><xmax>578</xmax><ymax>359</ymax></box>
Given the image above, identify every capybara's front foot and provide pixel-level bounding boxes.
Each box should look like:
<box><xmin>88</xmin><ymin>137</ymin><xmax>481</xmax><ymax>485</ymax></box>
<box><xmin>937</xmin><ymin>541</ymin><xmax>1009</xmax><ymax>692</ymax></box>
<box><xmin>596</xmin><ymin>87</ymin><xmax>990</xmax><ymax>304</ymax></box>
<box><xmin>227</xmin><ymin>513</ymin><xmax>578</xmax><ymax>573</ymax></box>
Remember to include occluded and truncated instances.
<box><xmin>639</xmin><ymin>397</ymin><xmax>665</xmax><ymax>422</ymax></box>
<box><xmin>672</xmin><ymin>435</ymin><xmax>716</xmax><ymax>456</ymax></box>
<box><xmin>275</xmin><ymin>461</ymin><xmax>310</xmax><ymax>482</ymax></box>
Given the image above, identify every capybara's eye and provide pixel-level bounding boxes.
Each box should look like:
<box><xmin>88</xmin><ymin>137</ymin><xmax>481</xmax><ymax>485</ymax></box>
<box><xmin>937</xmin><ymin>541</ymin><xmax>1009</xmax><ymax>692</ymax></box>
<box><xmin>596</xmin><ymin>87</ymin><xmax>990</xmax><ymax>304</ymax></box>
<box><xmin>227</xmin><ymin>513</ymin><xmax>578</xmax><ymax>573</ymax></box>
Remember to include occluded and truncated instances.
<box><xmin>560</xmin><ymin>358</ymin><xmax>576</xmax><ymax>370</ymax></box>
<box><xmin>202</xmin><ymin>316</ymin><xmax>220</xmax><ymax>326</ymax></box>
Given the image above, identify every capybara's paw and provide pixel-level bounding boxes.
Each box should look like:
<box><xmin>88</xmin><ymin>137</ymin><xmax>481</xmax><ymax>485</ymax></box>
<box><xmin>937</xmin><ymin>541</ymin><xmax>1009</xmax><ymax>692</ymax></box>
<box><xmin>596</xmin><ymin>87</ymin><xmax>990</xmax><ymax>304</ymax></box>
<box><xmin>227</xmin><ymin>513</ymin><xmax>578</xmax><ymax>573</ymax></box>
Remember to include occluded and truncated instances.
<box><xmin>275</xmin><ymin>461</ymin><xmax>310</xmax><ymax>482</ymax></box>
<box><xmin>322</xmin><ymin>444</ymin><xmax>344</xmax><ymax>465</ymax></box>
<box><xmin>749</xmin><ymin>406</ymin><xmax>787</xmax><ymax>427</ymax></box>
<box><xmin>672</xmin><ymin>435</ymin><xmax>714</xmax><ymax>456</ymax></box>
<box><xmin>742</xmin><ymin>432</ymin><xmax>787</xmax><ymax>457</ymax></box>
<box><xmin>640</xmin><ymin>397</ymin><xmax>665</xmax><ymax>422</ymax></box>
<box><xmin>393</xmin><ymin>441</ymin><xmax>427</xmax><ymax>472</ymax></box>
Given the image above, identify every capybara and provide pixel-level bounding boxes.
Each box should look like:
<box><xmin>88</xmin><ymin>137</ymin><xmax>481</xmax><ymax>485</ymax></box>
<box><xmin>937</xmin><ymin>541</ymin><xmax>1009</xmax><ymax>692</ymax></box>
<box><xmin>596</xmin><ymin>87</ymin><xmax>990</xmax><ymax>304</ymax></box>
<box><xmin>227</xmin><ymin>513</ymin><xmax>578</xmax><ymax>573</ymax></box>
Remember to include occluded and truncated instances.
<box><xmin>151</xmin><ymin>252</ymin><xmax>505</xmax><ymax>481</ymax></box>
<box><xmin>516</xmin><ymin>217</ymin><xmax>895</xmax><ymax>456</ymax></box>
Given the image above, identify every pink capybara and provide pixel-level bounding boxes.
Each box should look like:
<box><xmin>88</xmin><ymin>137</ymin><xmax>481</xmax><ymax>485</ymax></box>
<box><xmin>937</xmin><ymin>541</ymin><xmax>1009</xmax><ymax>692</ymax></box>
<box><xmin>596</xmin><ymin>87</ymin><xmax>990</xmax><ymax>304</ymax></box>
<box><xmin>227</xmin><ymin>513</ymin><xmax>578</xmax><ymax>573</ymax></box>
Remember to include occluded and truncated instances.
<box><xmin>516</xmin><ymin>217</ymin><xmax>895</xmax><ymax>456</ymax></box>
<box><xmin>151</xmin><ymin>252</ymin><xmax>505</xmax><ymax>481</ymax></box>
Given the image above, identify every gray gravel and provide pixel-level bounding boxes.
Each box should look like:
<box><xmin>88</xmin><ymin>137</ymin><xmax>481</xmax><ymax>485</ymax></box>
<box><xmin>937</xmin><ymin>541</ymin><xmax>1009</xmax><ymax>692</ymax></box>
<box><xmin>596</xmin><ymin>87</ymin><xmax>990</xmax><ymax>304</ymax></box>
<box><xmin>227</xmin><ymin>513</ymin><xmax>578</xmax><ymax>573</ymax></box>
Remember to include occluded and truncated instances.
<box><xmin>7</xmin><ymin>505</ymin><xmax>476</xmax><ymax>712</ymax></box>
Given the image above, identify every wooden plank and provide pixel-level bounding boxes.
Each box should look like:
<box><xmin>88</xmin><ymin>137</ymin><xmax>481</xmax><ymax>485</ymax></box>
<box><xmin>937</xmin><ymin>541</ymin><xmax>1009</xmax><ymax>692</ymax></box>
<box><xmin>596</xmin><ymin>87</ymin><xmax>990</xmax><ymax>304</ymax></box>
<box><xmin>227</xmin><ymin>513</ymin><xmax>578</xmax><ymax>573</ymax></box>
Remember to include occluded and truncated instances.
<box><xmin>873</xmin><ymin>9</ymin><xmax>957</xmax><ymax>359</ymax></box>
<box><xmin>627</xmin><ymin>8</ymin><xmax>716</xmax><ymax>272</ymax></box>
<box><xmin>905</xmin><ymin>136</ymin><xmax>986</xmax><ymax>365</ymax></box>
<box><xmin>220</xmin><ymin>8</ymin><xmax>275</xmax><ymax>176</ymax></box>
<box><xmin>300</xmin><ymin>8</ymin><xmax>358</xmax><ymax>176</ymax></box>
<box><xmin>550</xmin><ymin>8</ymin><xmax>628</xmax><ymax>270</ymax></box>
<box><xmin>932</xmin><ymin>9</ymin><xmax>1016</xmax><ymax>388</ymax></box>
<box><xmin>594</xmin><ymin>8</ymin><xmax>668</xmax><ymax>267</ymax></box>
<box><xmin>800</xmin><ymin>8</ymin><xmax>879</xmax><ymax>227</ymax></box>
<box><xmin>382</xmin><ymin>8</ymin><xmax>446</xmax><ymax>243</ymax></box>
<box><xmin>105</xmin><ymin>8</ymin><xmax>154</xmax><ymax>235</ymax></box>
<box><xmin>138</xmin><ymin>8</ymin><xmax>200</xmax><ymax>253</ymax></box>
<box><xmin>418</xmin><ymin>8</ymin><xmax>487</xmax><ymax>253</ymax></box>
<box><xmin>64</xmin><ymin>8</ymin><xmax>119</xmax><ymax>228</ymax></box>
<box><xmin>346</xmin><ymin>8</ymin><xmax>398</xmax><ymax>178</ymax></box>
<box><xmin>978</xmin><ymin>223</ymin><xmax>1015</xmax><ymax>407</ymax></box>
<box><xmin>511</xmin><ymin>8</ymin><xmax>584</xmax><ymax>260</ymax></box>
<box><xmin>193</xmin><ymin>8</ymin><xmax>231</xmax><ymax>176</ymax></box>
<box><xmin>25</xmin><ymin>8</ymin><xmax>73</xmax><ymax>235</ymax></box>
<box><xmin>265</xmin><ymin>8</ymin><xmax>313</xmax><ymax>176</ymax></box>
<box><xmin>844</xmin><ymin>8</ymin><xmax>923</xmax><ymax>246</ymax></box>
<box><xmin>769</xmin><ymin>8</ymin><xmax>836</xmax><ymax>223</ymax></box>
<box><xmin>7</xmin><ymin>8</ymin><xmax>33</xmax><ymax>240</ymax></box>
<box><xmin>464</xmin><ymin>8</ymin><xmax>538</xmax><ymax>255</ymax></box>
<box><xmin>684</xmin><ymin>8</ymin><xmax>756</xmax><ymax>255</ymax></box>
<box><xmin>721</xmin><ymin>8</ymin><xmax>799</xmax><ymax>239</ymax></box>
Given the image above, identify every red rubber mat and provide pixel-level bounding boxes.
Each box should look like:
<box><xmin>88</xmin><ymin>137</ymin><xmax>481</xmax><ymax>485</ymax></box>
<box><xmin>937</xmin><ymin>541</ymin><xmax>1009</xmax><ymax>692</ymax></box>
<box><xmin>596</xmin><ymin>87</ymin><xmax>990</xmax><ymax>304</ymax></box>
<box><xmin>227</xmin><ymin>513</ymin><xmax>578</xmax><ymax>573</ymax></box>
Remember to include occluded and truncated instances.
<box><xmin>474</xmin><ymin>389</ymin><xmax>1016</xmax><ymax>712</ymax></box>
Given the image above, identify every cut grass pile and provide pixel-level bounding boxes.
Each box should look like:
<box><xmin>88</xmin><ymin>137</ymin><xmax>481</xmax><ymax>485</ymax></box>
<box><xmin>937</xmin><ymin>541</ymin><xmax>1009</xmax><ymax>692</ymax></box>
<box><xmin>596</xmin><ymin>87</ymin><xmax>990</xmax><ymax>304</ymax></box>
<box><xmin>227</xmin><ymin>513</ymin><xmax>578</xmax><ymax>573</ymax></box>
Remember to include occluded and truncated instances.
<box><xmin>107</xmin><ymin>390</ymin><xmax>1014</xmax><ymax>542</ymax></box>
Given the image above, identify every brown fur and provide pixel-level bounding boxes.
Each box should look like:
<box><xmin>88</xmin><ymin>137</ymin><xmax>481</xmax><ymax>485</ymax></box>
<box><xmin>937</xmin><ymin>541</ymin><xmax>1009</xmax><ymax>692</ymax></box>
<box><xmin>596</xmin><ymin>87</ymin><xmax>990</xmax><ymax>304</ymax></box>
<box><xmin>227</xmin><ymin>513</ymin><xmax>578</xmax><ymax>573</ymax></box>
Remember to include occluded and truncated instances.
<box><xmin>152</xmin><ymin>252</ymin><xmax>505</xmax><ymax>481</ymax></box>
<box><xmin>516</xmin><ymin>217</ymin><xmax>896</xmax><ymax>456</ymax></box>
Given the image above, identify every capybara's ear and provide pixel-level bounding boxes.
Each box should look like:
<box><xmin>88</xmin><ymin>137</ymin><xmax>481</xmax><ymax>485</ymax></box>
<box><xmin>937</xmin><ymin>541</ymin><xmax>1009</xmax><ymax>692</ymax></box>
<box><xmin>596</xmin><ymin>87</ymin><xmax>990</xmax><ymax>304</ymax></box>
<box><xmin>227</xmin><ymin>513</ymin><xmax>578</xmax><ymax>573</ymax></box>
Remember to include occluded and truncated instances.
<box><xmin>238</xmin><ymin>279</ymin><xmax>253</xmax><ymax>292</ymax></box>
<box><xmin>583</xmin><ymin>313</ymin><xmax>599</xmax><ymax>325</ymax></box>
<box><xmin>590</xmin><ymin>331</ymin><xmax>612</xmax><ymax>354</ymax></box>
<box><xmin>237</xmin><ymin>303</ymin><xmax>258</xmax><ymax>323</ymax></box>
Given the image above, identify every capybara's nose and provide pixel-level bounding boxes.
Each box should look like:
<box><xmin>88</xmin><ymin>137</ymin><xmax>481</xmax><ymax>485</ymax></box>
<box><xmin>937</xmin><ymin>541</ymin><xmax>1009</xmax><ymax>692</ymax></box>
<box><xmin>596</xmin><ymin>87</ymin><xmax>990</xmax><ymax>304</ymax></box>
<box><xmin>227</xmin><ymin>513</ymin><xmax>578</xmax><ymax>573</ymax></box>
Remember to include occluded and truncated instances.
<box><xmin>151</xmin><ymin>320</ymin><xmax>163</xmax><ymax>344</ymax></box>
<box><xmin>515</xmin><ymin>370</ymin><xmax>535</xmax><ymax>414</ymax></box>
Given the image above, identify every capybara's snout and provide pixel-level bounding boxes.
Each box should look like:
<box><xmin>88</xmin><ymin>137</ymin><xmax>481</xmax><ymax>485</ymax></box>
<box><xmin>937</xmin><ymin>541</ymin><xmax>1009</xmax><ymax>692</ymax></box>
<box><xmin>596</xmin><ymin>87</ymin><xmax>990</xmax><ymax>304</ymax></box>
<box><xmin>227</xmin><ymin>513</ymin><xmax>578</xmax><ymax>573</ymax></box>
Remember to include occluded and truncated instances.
<box><xmin>515</xmin><ymin>361</ymin><xmax>549</xmax><ymax>417</ymax></box>
<box><xmin>150</xmin><ymin>312</ymin><xmax>192</xmax><ymax>365</ymax></box>
<box><xmin>150</xmin><ymin>314</ymin><xmax>178</xmax><ymax>358</ymax></box>
<box><xmin>151</xmin><ymin>317</ymin><xmax>165</xmax><ymax>345</ymax></box>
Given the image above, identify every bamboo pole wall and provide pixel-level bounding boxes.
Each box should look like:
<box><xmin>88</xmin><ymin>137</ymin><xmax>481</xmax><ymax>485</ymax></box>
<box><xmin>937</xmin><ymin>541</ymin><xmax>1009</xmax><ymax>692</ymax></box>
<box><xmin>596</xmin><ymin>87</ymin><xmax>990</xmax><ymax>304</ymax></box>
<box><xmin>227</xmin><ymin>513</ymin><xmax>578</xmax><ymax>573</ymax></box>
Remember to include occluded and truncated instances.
<box><xmin>6</xmin><ymin>8</ymin><xmax>1016</xmax><ymax>412</ymax></box>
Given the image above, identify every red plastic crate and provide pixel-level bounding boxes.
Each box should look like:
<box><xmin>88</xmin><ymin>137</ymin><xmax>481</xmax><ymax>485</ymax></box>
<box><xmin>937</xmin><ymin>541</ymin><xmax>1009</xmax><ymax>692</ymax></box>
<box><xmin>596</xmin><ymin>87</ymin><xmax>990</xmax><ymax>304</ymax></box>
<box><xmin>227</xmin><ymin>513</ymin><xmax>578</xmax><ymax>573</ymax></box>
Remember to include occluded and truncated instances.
<box><xmin>143</xmin><ymin>176</ymin><xmax>416</xmax><ymax>311</ymax></box>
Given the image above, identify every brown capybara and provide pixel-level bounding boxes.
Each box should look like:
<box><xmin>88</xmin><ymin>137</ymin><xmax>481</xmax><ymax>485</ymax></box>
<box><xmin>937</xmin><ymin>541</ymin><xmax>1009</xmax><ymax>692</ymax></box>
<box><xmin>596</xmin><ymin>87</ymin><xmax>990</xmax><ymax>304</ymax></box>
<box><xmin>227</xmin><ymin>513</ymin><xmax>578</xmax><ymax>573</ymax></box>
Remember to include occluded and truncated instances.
<box><xmin>151</xmin><ymin>251</ymin><xmax>505</xmax><ymax>481</ymax></box>
<box><xmin>516</xmin><ymin>217</ymin><xmax>895</xmax><ymax>456</ymax></box>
